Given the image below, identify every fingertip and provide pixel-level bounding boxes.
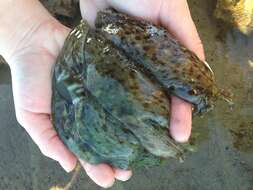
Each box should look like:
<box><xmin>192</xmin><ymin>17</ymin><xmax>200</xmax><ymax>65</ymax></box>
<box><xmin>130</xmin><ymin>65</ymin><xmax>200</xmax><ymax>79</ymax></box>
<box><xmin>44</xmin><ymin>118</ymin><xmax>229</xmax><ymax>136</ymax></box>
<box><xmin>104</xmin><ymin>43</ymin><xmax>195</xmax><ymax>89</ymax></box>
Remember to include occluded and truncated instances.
<box><xmin>170</xmin><ymin>128</ymin><xmax>191</xmax><ymax>143</ymax></box>
<box><xmin>59</xmin><ymin>154</ymin><xmax>77</xmax><ymax>173</ymax></box>
<box><xmin>114</xmin><ymin>168</ymin><xmax>132</xmax><ymax>181</ymax></box>
<box><xmin>39</xmin><ymin>129</ymin><xmax>77</xmax><ymax>173</ymax></box>
<box><xmin>170</xmin><ymin>96</ymin><xmax>192</xmax><ymax>143</ymax></box>
<box><xmin>44</xmin><ymin>134</ymin><xmax>77</xmax><ymax>173</ymax></box>
<box><xmin>80</xmin><ymin>0</ymin><xmax>109</xmax><ymax>27</ymax></box>
<box><xmin>80</xmin><ymin>160</ymin><xmax>115</xmax><ymax>188</ymax></box>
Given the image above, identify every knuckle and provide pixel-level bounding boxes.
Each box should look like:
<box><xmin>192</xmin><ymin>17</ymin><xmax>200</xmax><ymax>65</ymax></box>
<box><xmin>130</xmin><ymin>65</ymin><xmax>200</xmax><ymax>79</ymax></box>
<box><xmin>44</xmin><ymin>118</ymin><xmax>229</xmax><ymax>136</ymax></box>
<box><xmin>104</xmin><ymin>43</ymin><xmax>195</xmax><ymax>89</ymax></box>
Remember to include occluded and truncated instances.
<box><xmin>39</xmin><ymin>141</ymin><xmax>53</xmax><ymax>158</ymax></box>
<box><xmin>15</xmin><ymin>110</ymin><xmax>28</xmax><ymax>129</ymax></box>
<box><xmin>38</xmin><ymin>131</ymin><xmax>59</xmax><ymax>160</ymax></box>
<box><xmin>40</xmin><ymin>147</ymin><xmax>50</xmax><ymax>157</ymax></box>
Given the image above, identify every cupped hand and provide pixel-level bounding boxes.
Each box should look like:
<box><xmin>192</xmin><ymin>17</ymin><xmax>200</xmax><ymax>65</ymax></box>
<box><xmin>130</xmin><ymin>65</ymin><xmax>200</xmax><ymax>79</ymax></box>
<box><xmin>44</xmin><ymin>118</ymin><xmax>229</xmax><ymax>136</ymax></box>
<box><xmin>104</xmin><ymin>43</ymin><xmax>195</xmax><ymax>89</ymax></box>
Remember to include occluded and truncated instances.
<box><xmin>5</xmin><ymin>0</ymin><xmax>131</xmax><ymax>188</ymax></box>
<box><xmin>5</xmin><ymin>0</ymin><xmax>205</xmax><ymax>188</ymax></box>
<box><xmin>7</xmin><ymin>11</ymin><xmax>78</xmax><ymax>172</ymax></box>
<box><xmin>79</xmin><ymin>0</ymin><xmax>205</xmax><ymax>187</ymax></box>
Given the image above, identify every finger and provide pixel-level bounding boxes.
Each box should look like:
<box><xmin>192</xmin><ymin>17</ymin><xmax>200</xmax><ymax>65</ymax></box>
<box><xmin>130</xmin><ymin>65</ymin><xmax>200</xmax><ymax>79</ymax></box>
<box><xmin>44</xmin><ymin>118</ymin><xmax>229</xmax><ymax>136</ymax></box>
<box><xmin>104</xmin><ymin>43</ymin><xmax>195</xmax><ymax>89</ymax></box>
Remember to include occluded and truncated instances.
<box><xmin>114</xmin><ymin>168</ymin><xmax>132</xmax><ymax>181</ymax></box>
<box><xmin>80</xmin><ymin>0</ymin><xmax>162</xmax><ymax>25</ymax></box>
<box><xmin>53</xmin><ymin>24</ymin><xmax>71</xmax><ymax>52</ymax></box>
<box><xmin>105</xmin><ymin>0</ymin><xmax>162</xmax><ymax>23</ymax></box>
<box><xmin>170</xmin><ymin>96</ymin><xmax>192</xmax><ymax>143</ymax></box>
<box><xmin>159</xmin><ymin>0</ymin><xmax>205</xmax><ymax>60</ymax></box>
<box><xmin>16</xmin><ymin>109</ymin><xmax>77</xmax><ymax>172</ymax></box>
<box><xmin>80</xmin><ymin>160</ymin><xmax>115</xmax><ymax>188</ymax></box>
<box><xmin>79</xmin><ymin>0</ymin><xmax>109</xmax><ymax>26</ymax></box>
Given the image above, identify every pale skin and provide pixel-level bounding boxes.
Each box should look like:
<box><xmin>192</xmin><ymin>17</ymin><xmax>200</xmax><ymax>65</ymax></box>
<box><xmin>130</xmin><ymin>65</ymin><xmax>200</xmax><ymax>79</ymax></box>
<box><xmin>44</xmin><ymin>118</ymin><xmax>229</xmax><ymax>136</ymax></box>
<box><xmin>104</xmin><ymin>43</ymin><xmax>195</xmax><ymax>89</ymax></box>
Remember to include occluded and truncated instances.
<box><xmin>0</xmin><ymin>0</ymin><xmax>204</xmax><ymax>188</ymax></box>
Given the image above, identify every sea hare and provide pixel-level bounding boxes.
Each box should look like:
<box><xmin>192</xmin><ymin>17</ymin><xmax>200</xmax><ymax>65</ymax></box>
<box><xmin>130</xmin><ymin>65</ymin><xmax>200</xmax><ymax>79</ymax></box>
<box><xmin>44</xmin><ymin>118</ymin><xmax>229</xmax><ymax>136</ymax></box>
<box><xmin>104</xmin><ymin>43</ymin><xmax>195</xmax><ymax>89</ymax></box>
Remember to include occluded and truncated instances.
<box><xmin>52</xmin><ymin>9</ymin><xmax>228</xmax><ymax>169</ymax></box>
<box><xmin>215</xmin><ymin>0</ymin><xmax>253</xmax><ymax>35</ymax></box>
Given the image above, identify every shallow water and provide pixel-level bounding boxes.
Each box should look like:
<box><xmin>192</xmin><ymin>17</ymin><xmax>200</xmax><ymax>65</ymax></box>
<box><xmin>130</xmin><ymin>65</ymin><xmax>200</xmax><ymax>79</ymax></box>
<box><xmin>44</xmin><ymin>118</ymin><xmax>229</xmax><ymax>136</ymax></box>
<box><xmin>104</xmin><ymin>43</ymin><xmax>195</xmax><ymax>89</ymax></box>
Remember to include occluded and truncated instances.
<box><xmin>0</xmin><ymin>0</ymin><xmax>252</xmax><ymax>189</ymax></box>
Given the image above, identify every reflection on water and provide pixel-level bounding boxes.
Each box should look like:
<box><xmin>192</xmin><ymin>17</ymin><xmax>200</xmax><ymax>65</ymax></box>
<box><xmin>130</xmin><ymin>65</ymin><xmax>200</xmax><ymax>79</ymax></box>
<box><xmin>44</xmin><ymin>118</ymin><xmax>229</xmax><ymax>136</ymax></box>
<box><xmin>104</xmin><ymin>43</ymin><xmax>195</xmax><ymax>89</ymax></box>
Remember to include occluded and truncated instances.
<box><xmin>249</xmin><ymin>60</ymin><xmax>253</xmax><ymax>68</ymax></box>
<box><xmin>226</xmin><ymin>31</ymin><xmax>253</xmax><ymax>66</ymax></box>
<box><xmin>212</xmin><ymin>30</ymin><xmax>253</xmax><ymax>153</ymax></box>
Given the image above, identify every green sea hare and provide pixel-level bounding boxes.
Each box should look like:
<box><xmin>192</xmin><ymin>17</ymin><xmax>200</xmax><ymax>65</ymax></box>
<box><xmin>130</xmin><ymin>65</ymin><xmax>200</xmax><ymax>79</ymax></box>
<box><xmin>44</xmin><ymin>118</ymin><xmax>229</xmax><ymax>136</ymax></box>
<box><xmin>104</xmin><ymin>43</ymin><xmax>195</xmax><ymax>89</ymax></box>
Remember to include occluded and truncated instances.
<box><xmin>52</xmin><ymin>9</ymin><xmax>228</xmax><ymax>169</ymax></box>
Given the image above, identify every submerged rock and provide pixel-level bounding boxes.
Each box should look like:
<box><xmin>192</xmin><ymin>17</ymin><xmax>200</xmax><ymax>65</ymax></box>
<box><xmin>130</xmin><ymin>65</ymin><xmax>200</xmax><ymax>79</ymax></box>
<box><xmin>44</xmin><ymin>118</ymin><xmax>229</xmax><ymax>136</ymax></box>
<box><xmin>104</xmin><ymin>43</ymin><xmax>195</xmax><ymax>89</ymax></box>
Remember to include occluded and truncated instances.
<box><xmin>215</xmin><ymin>0</ymin><xmax>253</xmax><ymax>35</ymax></box>
<box><xmin>52</xmin><ymin>9</ymin><xmax>229</xmax><ymax>169</ymax></box>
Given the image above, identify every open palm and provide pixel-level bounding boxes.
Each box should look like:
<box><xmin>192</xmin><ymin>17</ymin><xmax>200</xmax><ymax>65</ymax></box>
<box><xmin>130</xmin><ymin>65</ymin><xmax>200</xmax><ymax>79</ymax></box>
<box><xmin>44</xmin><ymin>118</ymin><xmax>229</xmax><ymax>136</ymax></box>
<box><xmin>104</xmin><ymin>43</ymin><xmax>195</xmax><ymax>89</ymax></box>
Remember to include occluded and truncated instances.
<box><xmin>8</xmin><ymin>16</ymin><xmax>78</xmax><ymax>172</ymax></box>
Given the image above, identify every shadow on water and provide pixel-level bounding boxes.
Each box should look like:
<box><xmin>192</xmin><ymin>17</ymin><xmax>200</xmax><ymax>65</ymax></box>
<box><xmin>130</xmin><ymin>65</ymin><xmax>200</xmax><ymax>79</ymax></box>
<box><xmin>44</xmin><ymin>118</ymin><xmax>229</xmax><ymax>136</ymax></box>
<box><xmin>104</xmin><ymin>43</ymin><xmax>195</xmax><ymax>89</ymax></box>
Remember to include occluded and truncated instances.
<box><xmin>0</xmin><ymin>57</ymin><xmax>11</xmax><ymax>85</ymax></box>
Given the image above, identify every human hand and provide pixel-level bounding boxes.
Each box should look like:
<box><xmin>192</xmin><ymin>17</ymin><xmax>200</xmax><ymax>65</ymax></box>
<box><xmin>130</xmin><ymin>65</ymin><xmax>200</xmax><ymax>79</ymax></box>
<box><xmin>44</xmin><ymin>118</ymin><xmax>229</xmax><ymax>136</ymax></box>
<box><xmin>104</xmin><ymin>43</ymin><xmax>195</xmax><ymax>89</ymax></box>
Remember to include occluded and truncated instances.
<box><xmin>0</xmin><ymin>0</ymin><xmax>205</xmax><ymax>188</ymax></box>
<box><xmin>79</xmin><ymin>0</ymin><xmax>205</xmax><ymax>187</ymax></box>
<box><xmin>0</xmin><ymin>0</ymin><xmax>77</xmax><ymax>172</ymax></box>
<box><xmin>0</xmin><ymin>0</ymin><xmax>132</xmax><ymax>188</ymax></box>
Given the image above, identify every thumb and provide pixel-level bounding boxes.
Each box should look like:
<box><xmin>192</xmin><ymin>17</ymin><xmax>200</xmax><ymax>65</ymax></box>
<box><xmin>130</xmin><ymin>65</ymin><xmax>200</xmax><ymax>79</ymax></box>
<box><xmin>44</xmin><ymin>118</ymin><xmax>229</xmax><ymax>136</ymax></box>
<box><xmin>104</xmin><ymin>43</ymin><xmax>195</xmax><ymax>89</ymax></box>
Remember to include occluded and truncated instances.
<box><xmin>159</xmin><ymin>0</ymin><xmax>205</xmax><ymax>60</ymax></box>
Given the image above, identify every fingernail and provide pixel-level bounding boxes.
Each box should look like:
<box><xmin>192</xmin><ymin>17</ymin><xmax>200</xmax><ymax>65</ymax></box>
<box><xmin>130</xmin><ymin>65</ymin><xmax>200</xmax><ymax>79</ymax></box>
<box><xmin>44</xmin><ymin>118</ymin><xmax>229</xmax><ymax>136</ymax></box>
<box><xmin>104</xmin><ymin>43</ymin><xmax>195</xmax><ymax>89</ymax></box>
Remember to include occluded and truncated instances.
<box><xmin>80</xmin><ymin>160</ymin><xmax>115</xmax><ymax>188</ymax></box>
<box><xmin>114</xmin><ymin>169</ymin><xmax>132</xmax><ymax>181</ymax></box>
<box><xmin>173</xmin><ymin>134</ymin><xmax>190</xmax><ymax>143</ymax></box>
<box><xmin>60</xmin><ymin>162</ymin><xmax>73</xmax><ymax>173</ymax></box>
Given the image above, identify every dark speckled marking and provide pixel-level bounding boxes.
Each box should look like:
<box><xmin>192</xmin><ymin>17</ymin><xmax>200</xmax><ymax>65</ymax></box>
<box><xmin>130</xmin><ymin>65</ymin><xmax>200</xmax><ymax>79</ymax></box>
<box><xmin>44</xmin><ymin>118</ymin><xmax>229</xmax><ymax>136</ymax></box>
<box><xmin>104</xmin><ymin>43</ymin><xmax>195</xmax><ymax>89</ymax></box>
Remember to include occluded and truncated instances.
<box><xmin>135</xmin><ymin>35</ymin><xmax>142</xmax><ymax>41</ymax></box>
<box><xmin>196</xmin><ymin>75</ymin><xmax>202</xmax><ymax>80</ymax></box>
<box><xmin>143</xmin><ymin>45</ymin><xmax>150</xmax><ymax>51</ymax></box>
<box><xmin>125</xmin><ymin>30</ymin><xmax>131</xmax><ymax>35</ymax></box>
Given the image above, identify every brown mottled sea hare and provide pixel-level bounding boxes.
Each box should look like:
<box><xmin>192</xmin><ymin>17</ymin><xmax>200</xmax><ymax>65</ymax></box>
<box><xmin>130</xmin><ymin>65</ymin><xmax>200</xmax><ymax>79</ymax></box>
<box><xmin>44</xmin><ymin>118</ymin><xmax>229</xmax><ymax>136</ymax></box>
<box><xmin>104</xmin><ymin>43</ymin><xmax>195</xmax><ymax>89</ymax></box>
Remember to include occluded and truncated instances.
<box><xmin>52</xmin><ymin>9</ymin><xmax>230</xmax><ymax>169</ymax></box>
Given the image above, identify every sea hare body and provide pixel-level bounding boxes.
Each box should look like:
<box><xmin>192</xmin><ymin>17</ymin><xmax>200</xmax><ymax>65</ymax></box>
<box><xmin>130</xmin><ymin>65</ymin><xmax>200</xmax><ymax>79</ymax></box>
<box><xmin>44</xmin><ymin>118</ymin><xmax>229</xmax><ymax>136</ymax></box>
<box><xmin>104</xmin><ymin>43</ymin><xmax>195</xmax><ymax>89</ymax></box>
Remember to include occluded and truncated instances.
<box><xmin>52</xmin><ymin>9</ymin><xmax>223</xmax><ymax>169</ymax></box>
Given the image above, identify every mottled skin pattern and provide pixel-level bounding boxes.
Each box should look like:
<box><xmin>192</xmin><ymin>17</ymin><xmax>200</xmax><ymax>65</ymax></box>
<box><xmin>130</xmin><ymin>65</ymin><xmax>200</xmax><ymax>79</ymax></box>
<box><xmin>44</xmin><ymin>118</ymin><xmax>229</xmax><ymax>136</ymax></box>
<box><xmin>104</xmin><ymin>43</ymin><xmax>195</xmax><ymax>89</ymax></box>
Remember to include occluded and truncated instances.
<box><xmin>52</xmin><ymin>9</ymin><xmax>226</xmax><ymax>169</ymax></box>
<box><xmin>95</xmin><ymin>9</ymin><xmax>224</xmax><ymax>114</ymax></box>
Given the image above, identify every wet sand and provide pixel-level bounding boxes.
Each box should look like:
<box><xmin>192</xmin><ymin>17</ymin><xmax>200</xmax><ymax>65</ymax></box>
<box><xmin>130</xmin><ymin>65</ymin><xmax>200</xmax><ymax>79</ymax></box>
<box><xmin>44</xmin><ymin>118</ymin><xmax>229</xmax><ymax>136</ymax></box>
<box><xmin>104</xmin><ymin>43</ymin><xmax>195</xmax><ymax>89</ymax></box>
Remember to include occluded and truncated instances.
<box><xmin>0</xmin><ymin>0</ymin><xmax>252</xmax><ymax>189</ymax></box>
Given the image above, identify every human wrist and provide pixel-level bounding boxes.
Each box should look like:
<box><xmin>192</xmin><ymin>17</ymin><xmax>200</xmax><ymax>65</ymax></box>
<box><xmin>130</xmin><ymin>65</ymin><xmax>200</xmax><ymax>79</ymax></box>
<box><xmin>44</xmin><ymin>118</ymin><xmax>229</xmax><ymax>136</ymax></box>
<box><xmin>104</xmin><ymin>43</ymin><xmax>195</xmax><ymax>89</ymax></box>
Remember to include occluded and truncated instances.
<box><xmin>0</xmin><ymin>0</ymin><xmax>54</xmax><ymax>62</ymax></box>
